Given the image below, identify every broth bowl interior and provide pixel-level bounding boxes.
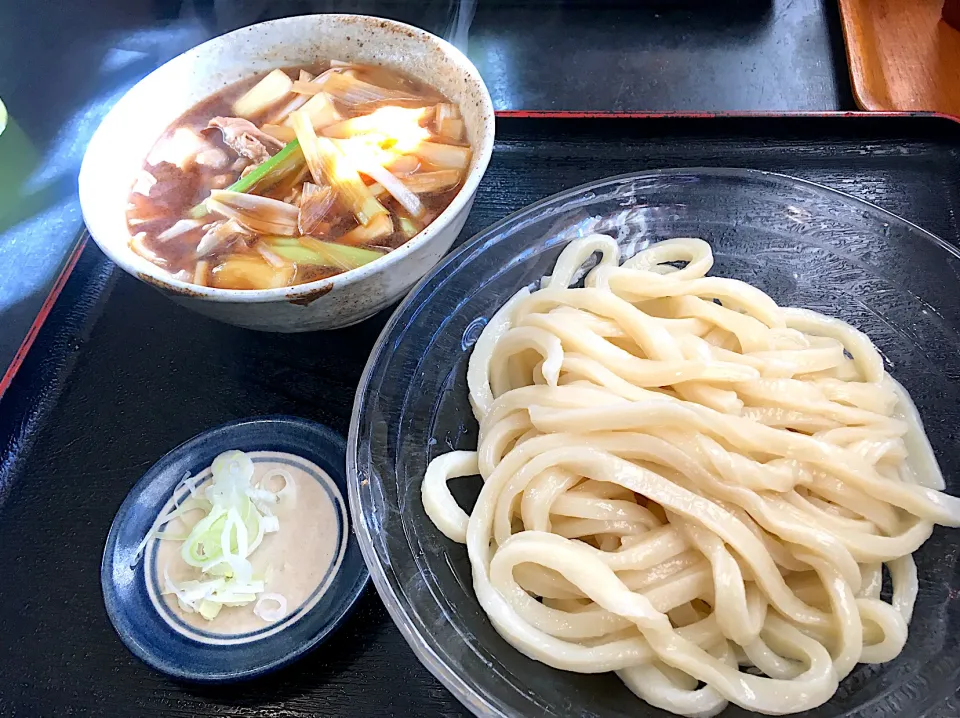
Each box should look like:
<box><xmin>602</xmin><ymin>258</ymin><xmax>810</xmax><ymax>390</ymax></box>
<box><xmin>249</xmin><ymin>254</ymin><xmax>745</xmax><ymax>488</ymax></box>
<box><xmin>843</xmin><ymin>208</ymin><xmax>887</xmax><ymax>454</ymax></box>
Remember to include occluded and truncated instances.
<box><xmin>79</xmin><ymin>14</ymin><xmax>494</xmax><ymax>303</ymax></box>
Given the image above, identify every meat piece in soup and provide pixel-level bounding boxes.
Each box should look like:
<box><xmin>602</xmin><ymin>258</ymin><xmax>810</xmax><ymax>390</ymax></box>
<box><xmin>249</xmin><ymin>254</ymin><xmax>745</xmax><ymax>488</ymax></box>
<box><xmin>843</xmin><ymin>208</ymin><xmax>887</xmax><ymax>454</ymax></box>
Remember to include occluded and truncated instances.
<box><xmin>125</xmin><ymin>63</ymin><xmax>471</xmax><ymax>290</ymax></box>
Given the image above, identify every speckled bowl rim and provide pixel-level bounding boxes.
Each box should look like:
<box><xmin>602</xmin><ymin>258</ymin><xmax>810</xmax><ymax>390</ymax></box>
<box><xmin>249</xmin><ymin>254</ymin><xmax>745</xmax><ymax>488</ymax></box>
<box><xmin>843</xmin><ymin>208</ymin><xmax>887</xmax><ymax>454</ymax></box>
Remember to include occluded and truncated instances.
<box><xmin>79</xmin><ymin>14</ymin><xmax>495</xmax><ymax>304</ymax></box>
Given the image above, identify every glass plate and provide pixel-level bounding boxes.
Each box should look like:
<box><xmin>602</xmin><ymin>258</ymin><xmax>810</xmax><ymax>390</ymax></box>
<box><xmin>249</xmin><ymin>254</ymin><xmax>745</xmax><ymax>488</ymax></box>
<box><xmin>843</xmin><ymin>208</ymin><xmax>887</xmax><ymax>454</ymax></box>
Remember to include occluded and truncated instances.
<box><xmin>348</xmin><ymin>168</ymin><xmax>960</xmax><ymax>717</ymax></box>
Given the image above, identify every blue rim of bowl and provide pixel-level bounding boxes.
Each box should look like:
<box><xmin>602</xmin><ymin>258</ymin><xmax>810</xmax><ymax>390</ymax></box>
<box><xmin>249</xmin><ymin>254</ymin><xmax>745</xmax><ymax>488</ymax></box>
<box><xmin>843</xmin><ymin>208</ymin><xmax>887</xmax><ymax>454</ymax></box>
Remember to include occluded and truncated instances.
<box><xmin>102</xmin><ymin>415</ymin><xmax>369</xmax><ymax>682</ymax></box>
<box><xmin>346</xmin><ymin>167</ymin><xmax>960</xmax><ymax>716</ymax></box>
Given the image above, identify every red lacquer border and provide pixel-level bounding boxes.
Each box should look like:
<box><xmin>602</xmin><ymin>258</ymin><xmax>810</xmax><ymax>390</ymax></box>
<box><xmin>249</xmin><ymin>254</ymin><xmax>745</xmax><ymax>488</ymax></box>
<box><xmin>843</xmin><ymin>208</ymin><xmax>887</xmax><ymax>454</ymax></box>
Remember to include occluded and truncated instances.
<box><xmin>494</xmin><ymin>110</ymin><xmax>960</xmax><ymax>123</ymax></box>
<box><xmin>2</xmin><ymin>109</ymin><xmax>958</xmax><ymax>400</ymax></box>
<box><xmin>0</xmin><ymin>236</ymin><xmax>87</xmax><ymax>399</ymax></box>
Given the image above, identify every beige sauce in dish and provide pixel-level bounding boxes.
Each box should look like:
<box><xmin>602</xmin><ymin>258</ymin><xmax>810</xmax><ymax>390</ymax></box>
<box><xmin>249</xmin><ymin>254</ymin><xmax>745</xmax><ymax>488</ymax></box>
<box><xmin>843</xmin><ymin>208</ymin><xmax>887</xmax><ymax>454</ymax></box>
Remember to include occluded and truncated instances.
<box><xmin>147</xmin><ymin>451</ymin><xmax>346</xmax><ymax>640</ymax></box>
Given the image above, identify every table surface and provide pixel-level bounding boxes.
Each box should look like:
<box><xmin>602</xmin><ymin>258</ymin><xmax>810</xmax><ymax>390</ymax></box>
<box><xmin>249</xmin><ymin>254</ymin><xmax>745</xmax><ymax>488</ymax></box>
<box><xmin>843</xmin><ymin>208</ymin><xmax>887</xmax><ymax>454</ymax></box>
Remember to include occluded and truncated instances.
<box><xmin>0</xmin><ymin>2</ymin><xmax>857</xmax><ymax>716</ymax></box>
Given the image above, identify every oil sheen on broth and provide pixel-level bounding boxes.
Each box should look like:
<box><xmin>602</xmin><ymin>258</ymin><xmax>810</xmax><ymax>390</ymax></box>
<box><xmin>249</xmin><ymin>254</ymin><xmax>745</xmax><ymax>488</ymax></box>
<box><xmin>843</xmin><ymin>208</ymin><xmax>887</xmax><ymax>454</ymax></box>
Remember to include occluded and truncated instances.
<box><xmin>126</xmin><ymin>62</ymin><xmax>471</xmax><ymax>290</ymax></box>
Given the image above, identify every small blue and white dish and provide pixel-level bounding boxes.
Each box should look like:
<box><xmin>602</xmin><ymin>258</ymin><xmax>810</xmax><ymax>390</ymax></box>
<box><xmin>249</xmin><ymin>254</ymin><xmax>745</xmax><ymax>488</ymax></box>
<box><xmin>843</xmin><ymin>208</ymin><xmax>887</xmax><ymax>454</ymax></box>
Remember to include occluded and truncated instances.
<box><xmin>101</xmin><ymin>416</ymin><xmax>369</xmax><ymax>682</ymax></box>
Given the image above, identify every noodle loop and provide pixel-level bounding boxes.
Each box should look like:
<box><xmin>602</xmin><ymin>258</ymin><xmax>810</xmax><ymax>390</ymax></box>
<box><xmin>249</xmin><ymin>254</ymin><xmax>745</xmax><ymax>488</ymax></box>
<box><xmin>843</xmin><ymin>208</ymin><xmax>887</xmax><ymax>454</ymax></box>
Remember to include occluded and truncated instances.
<box><xmin>421</xmin><ymin>235</ymin><xmax>958</xmax><ymax>716</ymax></box>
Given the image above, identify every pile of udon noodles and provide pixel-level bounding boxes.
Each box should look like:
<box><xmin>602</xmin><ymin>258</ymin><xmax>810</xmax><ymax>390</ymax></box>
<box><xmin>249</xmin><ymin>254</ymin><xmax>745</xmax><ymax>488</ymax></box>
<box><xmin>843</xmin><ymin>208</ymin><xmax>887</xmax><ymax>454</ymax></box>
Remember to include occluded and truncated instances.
<box><xmin>422</xmin><ymin>234</ymin><xmax>960</xmax><ymax>716</ymax></box>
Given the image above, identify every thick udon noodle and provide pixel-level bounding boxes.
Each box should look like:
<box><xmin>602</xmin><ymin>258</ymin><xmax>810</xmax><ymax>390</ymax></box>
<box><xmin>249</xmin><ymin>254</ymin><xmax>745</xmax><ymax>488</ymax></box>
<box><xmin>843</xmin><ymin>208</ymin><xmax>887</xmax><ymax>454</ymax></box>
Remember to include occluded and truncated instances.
<box><xmin>421</xmin><ymin>234</ymin><xmax>960</xmax><ymax>716</ymax></box>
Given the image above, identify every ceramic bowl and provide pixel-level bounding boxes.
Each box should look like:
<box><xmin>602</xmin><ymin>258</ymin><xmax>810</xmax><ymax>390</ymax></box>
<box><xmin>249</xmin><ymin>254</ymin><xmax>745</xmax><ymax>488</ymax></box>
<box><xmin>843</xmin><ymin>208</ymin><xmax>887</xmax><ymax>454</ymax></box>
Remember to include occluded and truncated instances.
<box><xmin>79</xmin><ymin>14</ymin><xmax>495</xmax><ymax>331</ymax></box>
<box><xmin>102</xmin><ymin>416</ymin><xmax>369</xmax><ymax>681</ymax></box>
